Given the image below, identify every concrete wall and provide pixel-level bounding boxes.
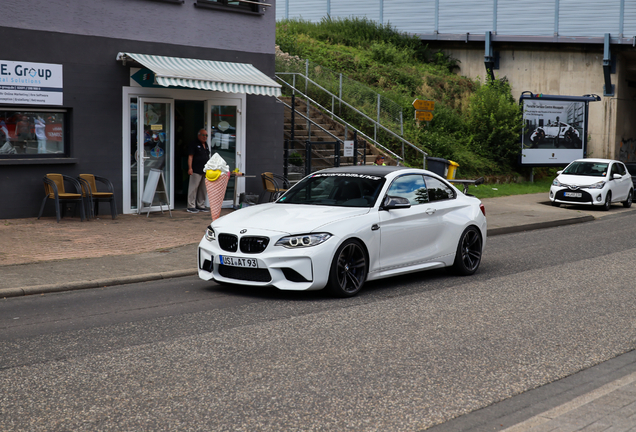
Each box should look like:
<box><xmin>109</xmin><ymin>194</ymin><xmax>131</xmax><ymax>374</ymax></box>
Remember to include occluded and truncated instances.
<box><xmin>437</xmin><ymin>43</ymin><xmax>631</xmax><ymax>161</ymax></box>
<box><xmin>0</xmin><ymin>0</ymin><xmax>276</xmax><ymax>55</ymax></box>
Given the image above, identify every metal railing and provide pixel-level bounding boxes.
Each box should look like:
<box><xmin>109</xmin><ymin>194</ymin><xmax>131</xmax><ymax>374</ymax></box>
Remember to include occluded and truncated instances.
<box><xmin>279</xmin><ymin>95</ymin><xmax>368</xmax><ymax>177</ymax></box>
<box><xmin>275</xmin><ymin>60</ymin><xmax>428</xmax><ymax>167</ymax></box>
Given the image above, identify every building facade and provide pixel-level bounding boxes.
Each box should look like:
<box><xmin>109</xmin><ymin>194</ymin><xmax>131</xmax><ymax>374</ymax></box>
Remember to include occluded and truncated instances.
<box><xmin>0</xmin><ymin>0</ymin><xmax>282</xmax><ymax>219</ymax></box>
<box><xmin>277</xmin><ymin>0</ymin><xmax>636</xmax><ymax>166</ymax></box>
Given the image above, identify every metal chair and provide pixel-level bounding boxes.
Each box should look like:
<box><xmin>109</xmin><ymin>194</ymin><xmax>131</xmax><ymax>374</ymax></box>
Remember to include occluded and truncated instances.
<box><xmin>38</xmin><ymin>173</ymin><xmax>86</xmax><ymax>223</ymax></box>
<box><xmin>260</xmin><ymin>172</ymin><xmax>290</xmax><ymax>202</ymax></box>
<box><xmin>78</xmin><ymin>174</ymin><xmax>117</xmax><ymax>219</ymax></box>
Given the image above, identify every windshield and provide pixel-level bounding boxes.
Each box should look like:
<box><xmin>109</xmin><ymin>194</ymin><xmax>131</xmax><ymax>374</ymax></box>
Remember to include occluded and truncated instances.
<box><xmin>277</xmin><ymin>172</ymin><xmax>386</xmax><ymax>207</ymax></box>
<box><xmin>562</xmin><ymin>161</ymin><xmax>608</xmax><ymax>177</ymax></box>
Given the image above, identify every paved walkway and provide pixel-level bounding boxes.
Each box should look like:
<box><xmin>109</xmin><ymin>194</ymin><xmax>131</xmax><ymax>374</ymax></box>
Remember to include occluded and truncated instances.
<box><xmin>1</xmin><ymin>193</ymin><xmax>635</xmax><ymax>431</ymax></box>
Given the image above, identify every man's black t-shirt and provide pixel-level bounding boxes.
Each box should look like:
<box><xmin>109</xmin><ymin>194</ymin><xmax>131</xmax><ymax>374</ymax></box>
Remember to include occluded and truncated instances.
<box><xmin>188</xmin><ymin>139</ymin><xmax>210</xmax><ymax>174</ymax></box>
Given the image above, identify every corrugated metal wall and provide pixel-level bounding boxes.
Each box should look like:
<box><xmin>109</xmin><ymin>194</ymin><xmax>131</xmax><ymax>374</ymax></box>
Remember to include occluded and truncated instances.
<box><xmin>383</xmin><ymin>0</ymin><xmax>436</xmax><ymax>34</ymax></box>
<box><xmin>276</xmin><ymin>0</ymin><xmax>635</xmax><ymax>39</ymax></box>
<box><xmin>496</xmin><ymin>0</ymin><xmax>554</xmax><ymax>36</ymax></box>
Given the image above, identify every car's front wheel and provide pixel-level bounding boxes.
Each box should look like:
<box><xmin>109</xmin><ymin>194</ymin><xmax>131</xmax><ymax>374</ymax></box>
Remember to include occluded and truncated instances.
<box><xmin>452</xmin><ymin>226</ymin><xmax>483</xmax><ymax>276</ymax></box>
<box><xmin>602</xmin><ymin>192</ymin><xmax>612</xmax><ymax>211</ymax></box>
<box><xmin>551</xmin><ymin>200</ymin><xmax>560</xmax><ymax>207</ymax></box>
<box><xmin>326</xmin><ymin>239</ymin><xmax>368</xmax><ymax>297</ymax></box>
<box><xmin>623</xmin><ymin>190</ymin><xmax>633</xmax><ymax>208</ymax></box>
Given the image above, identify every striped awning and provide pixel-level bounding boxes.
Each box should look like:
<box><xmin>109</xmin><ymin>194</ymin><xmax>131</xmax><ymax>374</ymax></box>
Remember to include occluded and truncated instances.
<box><xmin>117</xmin><ymin>52</ymin><xmax>281</xmax><ymax>97</ymax></box>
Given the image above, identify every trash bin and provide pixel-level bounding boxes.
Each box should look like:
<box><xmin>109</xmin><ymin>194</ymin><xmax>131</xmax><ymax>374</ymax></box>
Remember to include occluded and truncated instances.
<box><xmin>447</xmin><ymin>160</ymin><xmax>460</xmax><ymax>179</ymax></box>
<box><xmin>426</xmin><ymin>157</ymin><xmax>450</xmax><ymax>177</ymax></box>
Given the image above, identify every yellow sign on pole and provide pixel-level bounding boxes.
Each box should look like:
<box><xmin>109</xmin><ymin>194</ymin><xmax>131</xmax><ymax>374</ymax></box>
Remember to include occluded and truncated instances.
<box><xmin>413</xmin><ymin>99</ymin><xmax>435</xmax><ymax>111</ymax></box>
<box><xmin>415</xmin><ymin>111</ymin><xmax>434</xmax><ymax>121</ymax></box>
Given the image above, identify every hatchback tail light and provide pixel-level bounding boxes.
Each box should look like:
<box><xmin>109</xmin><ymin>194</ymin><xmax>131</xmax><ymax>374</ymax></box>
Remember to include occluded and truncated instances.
<box><xmin>480</xmin><ymin>204</ymin><xmax>486</xmax><ymax>216</ymax></box>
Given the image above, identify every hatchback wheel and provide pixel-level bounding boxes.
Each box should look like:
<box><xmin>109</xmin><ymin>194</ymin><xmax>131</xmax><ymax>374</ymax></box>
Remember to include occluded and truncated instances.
<box><xmin>623</xmin><ymin>190</ymin><xmax>633</xmax><ymax>208</ymax></box>
<box><xmin>602</xmin><ymin>192</ymin><xmax>612</xmax><ymax>211</ymax></box>
<box><xmin>327</xmin><ymin>239</ymin><xmax>367</xmax><ymax>297</ymax></box>
<box><xmin>452</xmin><ymin>226</ymin><xmax>483</xmax><ymax>276</ymax></box>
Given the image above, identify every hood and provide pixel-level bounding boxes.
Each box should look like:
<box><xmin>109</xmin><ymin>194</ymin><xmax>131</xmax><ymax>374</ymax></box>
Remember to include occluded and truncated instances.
<box><xmin>557</xmin><ymin>174</ymin><xmax>606</xmax><ymax>187</ymax></box>
<box><xmin>213</xmin><ymin>203</ymin><xmax>370</xmax><ymax>234</ymax></box>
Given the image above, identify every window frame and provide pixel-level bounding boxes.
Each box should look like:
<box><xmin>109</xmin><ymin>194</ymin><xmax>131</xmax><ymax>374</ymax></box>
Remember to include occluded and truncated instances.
<box><xmin>194</xmin><ymin>0</ymin><xmax>265</xmax><ymax>15</ymax></box>
<box><xmin>0</xmin><ymin>106</ymin><xmax>72</xmax><ymax>162</ymax></box>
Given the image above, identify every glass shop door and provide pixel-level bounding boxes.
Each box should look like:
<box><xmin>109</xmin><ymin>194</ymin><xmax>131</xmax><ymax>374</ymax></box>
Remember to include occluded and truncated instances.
<box><xmin>132</xmin><ymin>98</ymin><xmax>174</xmax><ymax>213</ymax></box>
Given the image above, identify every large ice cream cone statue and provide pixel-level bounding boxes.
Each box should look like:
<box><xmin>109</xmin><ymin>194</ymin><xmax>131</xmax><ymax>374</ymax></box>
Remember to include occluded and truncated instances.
<box><xmin>205</xmin><ymin>171</ymin><xmax>230</xmax><ymax>220</ymax></box>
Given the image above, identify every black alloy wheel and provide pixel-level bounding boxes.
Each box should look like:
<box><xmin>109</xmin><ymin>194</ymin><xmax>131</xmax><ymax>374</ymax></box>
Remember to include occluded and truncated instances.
<box><xmin>327</xmin><ymin>239</ymin><xmax>368</xmax><ymax>297</ymax></box>
<box><xmin>623</xmin><ymin>190</ymin><xmax>633</xmax><ymax>208</ymax></box>
<box><xmin>602</xmin><ymin>192</ymin><xmax>612</xmax><ymax>211</ymax></box>
<box><xmin>452</xmin><ymin>226</ymin><xmax>483</xmax><ymax>276</ymax></box>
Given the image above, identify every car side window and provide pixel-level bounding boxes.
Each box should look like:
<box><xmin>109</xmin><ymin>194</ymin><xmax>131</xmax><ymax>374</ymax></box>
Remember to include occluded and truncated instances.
<box><xmin>424</xmin><ymin>176</ymin><xmax>455</xmax><ymax>202</ymax></box>
<box><xmin>386</xmin><ymin>175</ymin><xmax>428</xmax><ymax>205</ymax></box>
<box><xmin>611</xmin><ymin>163</ymin><xmax>621</xmax><ymax>178</ymax></box>
<box><xmin>617</xmin><ymin>163</ymin><xmax>627</xmax><ymax>176</ymax></box>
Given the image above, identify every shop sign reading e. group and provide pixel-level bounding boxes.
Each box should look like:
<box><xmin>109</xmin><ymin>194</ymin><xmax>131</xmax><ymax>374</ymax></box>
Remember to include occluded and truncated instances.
<box><xmin>0</xmin><ymin>60</ymin><xmax>63</xmax><ymax>105</ymax></box>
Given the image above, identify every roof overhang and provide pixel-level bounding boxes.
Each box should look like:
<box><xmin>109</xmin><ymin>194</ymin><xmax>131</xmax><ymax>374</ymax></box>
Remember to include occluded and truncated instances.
<box><xmin>116</xmin><ymin>52</ymin><xmax>281</xmax><ymax>97</ymax></box>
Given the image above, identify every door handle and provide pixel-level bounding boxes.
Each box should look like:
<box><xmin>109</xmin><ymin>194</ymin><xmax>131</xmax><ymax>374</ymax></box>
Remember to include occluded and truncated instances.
<box><xmin>425</xmin><ymin>208</ymin><xmax>436</xmax><ymax>215</ymax></box>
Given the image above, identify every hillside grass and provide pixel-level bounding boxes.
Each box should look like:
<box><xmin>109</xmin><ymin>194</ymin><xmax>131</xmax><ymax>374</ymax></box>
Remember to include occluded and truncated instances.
<box><xmin>276</xmin><ymin>17</ymin><xmax>524</xmax><ymax>178</ymax></box>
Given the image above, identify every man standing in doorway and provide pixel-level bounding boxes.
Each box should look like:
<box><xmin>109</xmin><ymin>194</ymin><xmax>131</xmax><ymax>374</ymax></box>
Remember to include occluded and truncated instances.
<box><xmin>187</xmin><ymin>129</ymin><xmax>210</xmax><ymax>213</ymax></box>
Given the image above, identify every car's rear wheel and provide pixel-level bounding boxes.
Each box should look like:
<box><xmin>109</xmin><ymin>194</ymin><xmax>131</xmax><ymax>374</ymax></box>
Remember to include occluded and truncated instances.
<box><xmin>326</xmin><ymin>239</ymin><xmax>367</xmax><ymax>297</ymax></box>
<box><xmin>602</xmin><ymin>192</ymin><xmax>612</xmax><ymax>211</ymax></box>
<box><xmin>452</xmin><ymin>226</ymin><xmax>483</xmax><ymax>276</ymax></box>
<box><xmin>623</xmin><ymin>190</ymin><xmax>633</xmax><ymax>208</ymax></box>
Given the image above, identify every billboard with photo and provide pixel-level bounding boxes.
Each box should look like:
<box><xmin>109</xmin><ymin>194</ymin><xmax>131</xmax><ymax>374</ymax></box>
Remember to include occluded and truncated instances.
<box><xmin>520</xmin><ymin>94</ymin><xmax>598</xmax><ymax>166</ymax></box>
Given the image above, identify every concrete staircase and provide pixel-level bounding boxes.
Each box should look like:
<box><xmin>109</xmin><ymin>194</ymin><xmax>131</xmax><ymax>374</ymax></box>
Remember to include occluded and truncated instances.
<box><xmin>280</xmin><ymin>96</ymin><xmax>396</xmax><ymax>181</ymax></box>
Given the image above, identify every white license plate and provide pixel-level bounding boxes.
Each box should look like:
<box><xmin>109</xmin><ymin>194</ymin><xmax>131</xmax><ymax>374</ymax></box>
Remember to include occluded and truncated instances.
<box><xmin>220</xmin><ymin>256</ymin><xmax>258</xmax><ymax>268</ymax></box>
<box><xmin>564</xmin><ymin>192</ymin><xmax>582</xmax><ymax>198</ymax></box>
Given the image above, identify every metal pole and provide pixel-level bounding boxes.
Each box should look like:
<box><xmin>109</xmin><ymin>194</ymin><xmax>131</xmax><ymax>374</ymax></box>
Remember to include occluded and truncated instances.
<box><xmin>335</xmin><ymin>140</ymin><xmax>341</xmax><ymax>167</ymax></box>
<box><xmin>284</xmin><ymin>139</ymin><xmax>289</xmax><ymax>180</ymax></box>
<box><xmin>305</xmin><ymin>59</ymin><xmax>309</xmax><ymax>96</ymax></box>
<box><xmin>305</xmin><ymin>140</ymin><xmax>312</xmax><ymax>174</ymax></box>
<box><xmin>400</xmin><ymin>111</ymin><xmax>404</xmax><ymax>136</ymax></box>
<box><xmin>339</xmin><ymin>73</ymin><xmax>343</xmax><ymax>115</ymax></box>
<box><xmin>353</xmin><ymin>130</ymin><xmax>358</xmax><ymax>166</ymax></box>
<box><xmin>375</xmin><ymin>94</ymin><xmax>381</xmax><ymax>142</ymax></box>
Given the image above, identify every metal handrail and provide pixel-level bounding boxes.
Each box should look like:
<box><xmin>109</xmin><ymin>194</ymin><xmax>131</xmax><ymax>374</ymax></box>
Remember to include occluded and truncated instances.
<box><xmin>276</xmin><ymin>72</ymin><xmax>428</xmax><ymax>167</ymax></box>
<box><xmin>278</xmin><ymin>97</ymin><xmax>367</xmax><ymax>165</ymax></box>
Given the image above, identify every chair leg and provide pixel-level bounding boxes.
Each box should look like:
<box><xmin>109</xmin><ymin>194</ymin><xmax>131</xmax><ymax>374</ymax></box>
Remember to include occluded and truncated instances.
<box><xmin>54</xmin><ymin>197</ymin><xmax>61</xmax><ymax>223</ymax></box>
<box><xmin>38</xmin><ymin>195</ymin><xmax>48</xmax><ymax>220</ymax></box>
<box><xmin>110</xmin><ymin>198</ymin><xmax>117</xmax><ymax>220</ymax></box>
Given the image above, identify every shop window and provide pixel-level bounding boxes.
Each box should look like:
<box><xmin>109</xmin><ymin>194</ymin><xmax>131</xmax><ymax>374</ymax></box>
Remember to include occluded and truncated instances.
<box><xmin>195</xmin><ymin>0</ymin><xmax>265</xmax><ymax>14</ymax></box>
<box><xmin>0</xmin><ymin>109</ymin><xmax>69</xmax><ymax>158</ymax></box>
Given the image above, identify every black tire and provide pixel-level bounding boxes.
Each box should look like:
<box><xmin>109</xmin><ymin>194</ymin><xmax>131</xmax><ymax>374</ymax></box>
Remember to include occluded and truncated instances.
<box><xmin>326</xmin><ymin>239</ymin><xmax>368</xmax><ymax>297</ymax></box>
<box><xmin>551</xmin><ymin>200</ymin><xmax>560</xmax><ymax>207</ymax></box>
<box><xmin>452</xmin><ymin>226</ymin><xmax>483</xmax><ymax>276</ymax></box>
<box><xmin>602</xmin><ymin>192</ymin><xmax>612</xmax><ymax>211</ymax></box>
<box><xmin>623</xmin><ymin>190</ymin><xmax>633</xmax><ymax>208</ymax></box>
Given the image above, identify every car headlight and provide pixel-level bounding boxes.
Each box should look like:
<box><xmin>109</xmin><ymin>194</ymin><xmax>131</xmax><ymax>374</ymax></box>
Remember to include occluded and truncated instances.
<box><xmin>275</xmin><ymin>233</ymin><xmax>332</xmax><ymax>248</ymax></box>
<box><xmin>586</xmin><ymin>181</ymin><xmax>606</xmax><ymax>190</ymax></box>
<box><xmin>552</xmin><ymin>178</ymin><xmax>562</xmax><ymax>187</ymax></box>
<box><xmin>204</xmin><ymin>224</ymin><xmax>216</xmax><ymax>241</ymax></box>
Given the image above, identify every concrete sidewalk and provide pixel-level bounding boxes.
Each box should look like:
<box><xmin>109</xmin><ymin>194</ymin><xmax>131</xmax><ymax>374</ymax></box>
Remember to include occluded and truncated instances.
<box><xmin>0</xmin><ymin>193</ymin><xmax>631</xmax><ymax>298</ymax></box>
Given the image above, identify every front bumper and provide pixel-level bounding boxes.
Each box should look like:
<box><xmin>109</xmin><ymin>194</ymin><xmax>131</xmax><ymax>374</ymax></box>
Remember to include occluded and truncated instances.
<box><xmin>197</xmin><ymin>237</ymin><xmax>334</xmax><ymax>291</ymax></box>
<box><xmin>549</xmin><ymin>186</ymin><xmax>606</xmax><ymax>206</ymax></box>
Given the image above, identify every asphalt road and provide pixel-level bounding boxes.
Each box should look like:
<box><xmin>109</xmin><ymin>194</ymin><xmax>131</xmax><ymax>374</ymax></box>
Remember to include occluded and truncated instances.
<box><xmin>1</xmin><ymin>212</ymin><xmax>636</xmax><ymax>431</ymax></box>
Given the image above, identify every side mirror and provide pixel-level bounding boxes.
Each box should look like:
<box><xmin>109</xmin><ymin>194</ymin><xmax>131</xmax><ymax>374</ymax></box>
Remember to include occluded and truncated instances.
<box><xmin>556</xmin><ymin>170</ymin><xmax>563</xmax><ymax>175</ymax></box>
<box><xmin>382</xmin><ymin>196</ymin><xmax>411</xmax><ymax>210</ymax></box>
<box><xmin>613</xmin><ymin>173</ymin><xmax>622</xmax><ymax>180</ymax></box>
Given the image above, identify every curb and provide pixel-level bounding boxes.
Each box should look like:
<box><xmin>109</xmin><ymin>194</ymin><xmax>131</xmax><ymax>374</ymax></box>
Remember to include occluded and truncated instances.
<box><xmin>0</xmin><ymin>269</ymin><xmax>197</xmax><ymax>299</ymax></box>
<box><xmin>487</xmin><ymin>215</ymin><xmax>596</xmax><ymax>236</ymax></box>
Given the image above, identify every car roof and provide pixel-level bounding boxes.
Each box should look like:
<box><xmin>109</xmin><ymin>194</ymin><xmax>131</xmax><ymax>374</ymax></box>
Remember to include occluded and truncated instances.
<box><xmin>315</xmin><ymin>165</ymin><xmax>411</xmax><ymax>178</ymax></box>
<box><xmin>571</xmin><ymin>158</ymin><xmax>620</xmax><ymax>164</ymax></box>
